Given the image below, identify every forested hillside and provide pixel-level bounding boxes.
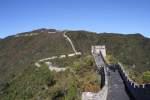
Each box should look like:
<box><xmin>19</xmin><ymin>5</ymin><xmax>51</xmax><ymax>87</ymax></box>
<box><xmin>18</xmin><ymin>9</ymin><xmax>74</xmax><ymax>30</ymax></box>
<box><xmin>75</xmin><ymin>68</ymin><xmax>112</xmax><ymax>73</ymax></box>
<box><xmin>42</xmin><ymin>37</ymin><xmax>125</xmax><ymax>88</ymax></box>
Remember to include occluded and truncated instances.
<box><xmin>0</xmin><ymin>29</ymin><xmax>100</xmax><ymax>99</ymax></box>
<box><xmin>0</xmin><ymin>29</ymin><xmax>150</xmax><ymax>99</ymax></box>
<box><xmin>0</xmin><ymin>29</ymin><xmax>73</xmax><ymax>83</ymax></box>
<box><xmin>67</xmin><ymin>31</ymin><xmax>150</xmax><ymax>83</ymax></box>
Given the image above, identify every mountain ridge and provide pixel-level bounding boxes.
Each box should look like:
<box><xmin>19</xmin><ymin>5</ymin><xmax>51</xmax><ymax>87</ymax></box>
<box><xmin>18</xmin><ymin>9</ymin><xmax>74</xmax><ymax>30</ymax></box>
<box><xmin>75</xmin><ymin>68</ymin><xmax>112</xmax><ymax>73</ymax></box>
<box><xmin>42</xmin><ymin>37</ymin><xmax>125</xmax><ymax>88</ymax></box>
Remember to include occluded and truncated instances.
<box><xmin>2</xmin><ymin>28</ymin><xmax>149</xmax><ymax>39</ymax></box>
<box><xmin>0</xmin><ymin>28</ymin><xmax>149</xmax><ymax>84</ymax></box>
<box><xmin>0</xmin><ymin>28</ymin><xmax>150</xmax><ymax>99</ymax></box>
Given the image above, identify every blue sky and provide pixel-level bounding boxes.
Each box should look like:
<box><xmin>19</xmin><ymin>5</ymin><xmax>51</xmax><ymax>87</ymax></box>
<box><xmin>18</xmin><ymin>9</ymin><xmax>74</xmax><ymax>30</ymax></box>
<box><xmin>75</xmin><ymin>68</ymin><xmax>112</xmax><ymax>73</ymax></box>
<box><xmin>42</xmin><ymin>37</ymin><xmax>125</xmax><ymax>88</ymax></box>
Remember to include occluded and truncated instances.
<box><xmin>0</xmin><ymin>0</ymin><xmax>150</xmax><ymax>38</ymax></box>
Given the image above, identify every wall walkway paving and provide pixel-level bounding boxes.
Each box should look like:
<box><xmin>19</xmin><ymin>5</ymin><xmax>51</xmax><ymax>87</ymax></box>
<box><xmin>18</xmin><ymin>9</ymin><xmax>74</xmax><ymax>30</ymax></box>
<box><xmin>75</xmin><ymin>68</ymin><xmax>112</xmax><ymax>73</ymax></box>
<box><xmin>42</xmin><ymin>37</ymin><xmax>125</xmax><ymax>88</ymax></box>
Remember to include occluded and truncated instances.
<box><xmin>107</xmin><ymin>69</ymin><xmax>130</xmax><ymax>100</ymax></box>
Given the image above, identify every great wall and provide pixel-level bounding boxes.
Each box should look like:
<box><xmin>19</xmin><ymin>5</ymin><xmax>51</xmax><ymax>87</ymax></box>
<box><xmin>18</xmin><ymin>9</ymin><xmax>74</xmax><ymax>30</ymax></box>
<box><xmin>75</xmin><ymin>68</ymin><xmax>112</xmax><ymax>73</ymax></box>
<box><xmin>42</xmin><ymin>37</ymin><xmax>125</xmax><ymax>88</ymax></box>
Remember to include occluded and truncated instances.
<box><xmin>82</xmin><ymin>46</ymin><xmax>108</xmax><ymax>100</ymax></box>
<box><xmin>34</xmin><ymin>31</ymin><xmax>81</xmax><ymax>72</ymax></box>
<box><xmin>83</xmin><ymin>45</ymin><xmax>150</xmax><ymax>100</ymax></box>
<box><xmin>117</xmin><ymin>63</ymin><xmax>150</xmax><ymax>100</ymax></box>
<box><xmin>21</xmin><ymin>30</ymin><xmax>150</xmax><ymax>100</ymax></box>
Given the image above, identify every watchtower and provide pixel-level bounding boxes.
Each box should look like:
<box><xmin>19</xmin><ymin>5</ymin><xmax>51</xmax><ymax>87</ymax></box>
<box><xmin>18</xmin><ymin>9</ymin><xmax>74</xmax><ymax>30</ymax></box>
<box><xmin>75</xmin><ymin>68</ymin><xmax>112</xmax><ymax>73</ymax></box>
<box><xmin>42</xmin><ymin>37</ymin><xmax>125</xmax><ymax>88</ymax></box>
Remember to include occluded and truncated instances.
<box><xmin>91</xmin><ymin>45</ymin><xmax>106</xmax><ymax>57</ymax></box>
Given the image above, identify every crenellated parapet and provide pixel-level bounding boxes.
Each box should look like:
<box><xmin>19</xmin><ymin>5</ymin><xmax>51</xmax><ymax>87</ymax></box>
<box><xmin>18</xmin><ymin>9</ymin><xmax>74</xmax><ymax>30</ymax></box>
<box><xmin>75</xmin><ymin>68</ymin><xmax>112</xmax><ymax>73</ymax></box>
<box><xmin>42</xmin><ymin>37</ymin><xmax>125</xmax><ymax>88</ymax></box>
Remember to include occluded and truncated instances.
<box><xmin>117</xmin><ymin>62</ymin><xmax>150</xmax><ymax>100</ymax></box>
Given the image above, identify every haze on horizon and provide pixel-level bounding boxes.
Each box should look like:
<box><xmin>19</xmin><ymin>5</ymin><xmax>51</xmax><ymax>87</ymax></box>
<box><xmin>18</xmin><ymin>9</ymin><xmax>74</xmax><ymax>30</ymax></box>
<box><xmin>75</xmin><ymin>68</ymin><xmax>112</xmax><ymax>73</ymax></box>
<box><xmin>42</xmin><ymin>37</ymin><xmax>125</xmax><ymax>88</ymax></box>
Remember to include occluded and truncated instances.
<box><xmin>0</xmin><ymin>0</ymin><xmax>150</xmax><ymax>38</ymax></box>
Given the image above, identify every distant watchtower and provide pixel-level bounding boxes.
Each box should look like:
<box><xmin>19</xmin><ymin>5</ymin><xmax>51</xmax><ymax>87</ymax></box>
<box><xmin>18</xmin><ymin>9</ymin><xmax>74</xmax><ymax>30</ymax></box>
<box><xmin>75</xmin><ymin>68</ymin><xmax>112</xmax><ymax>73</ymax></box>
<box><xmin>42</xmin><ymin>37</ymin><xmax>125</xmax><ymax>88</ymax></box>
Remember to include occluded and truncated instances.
<box><xmin>91</xmin><ymin>45</ymin><xmax>106</xmax><ymax>57</ymax></box>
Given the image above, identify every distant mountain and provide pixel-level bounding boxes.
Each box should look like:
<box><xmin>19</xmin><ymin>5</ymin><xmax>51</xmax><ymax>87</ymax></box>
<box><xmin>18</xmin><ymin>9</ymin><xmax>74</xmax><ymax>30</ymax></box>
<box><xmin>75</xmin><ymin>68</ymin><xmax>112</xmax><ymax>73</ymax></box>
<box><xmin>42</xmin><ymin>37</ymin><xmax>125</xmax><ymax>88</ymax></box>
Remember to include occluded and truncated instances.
<box><xmin>0</xmin><ymin>28</ymin><xmax>150</xmax><ymax>99</ymax></box>
<box><xmin>11</xmin><ymin>28</ymin><xmax>58</xmax><ymax>38</ymax></box>
<box><xmin>66</xmin><ymin>31</ymin><xmax>150</xmax><ymax>72</ymax></box>
<box><xmin>0</xmin><ymin>29</ymin><xmax>97</xmax><ymax>99</ymax></box>
<box><xmin>31</xmin><ymin>28</ymin><xmax>58</xmax><ymax>33</ymax></box>
<box><xmin>67</xmin><ymin>31</ymin><xmax>150</xmax><ymax>83</ymax></box>
<box><xmin>0</xmin><ymin>30</ymin><xmax>73</xmax><ymax>83</ymax></box>
<box><xmin>0</xmin><ymin>29</ymin><xmax>150</xmax><ymax>83</ymax></box>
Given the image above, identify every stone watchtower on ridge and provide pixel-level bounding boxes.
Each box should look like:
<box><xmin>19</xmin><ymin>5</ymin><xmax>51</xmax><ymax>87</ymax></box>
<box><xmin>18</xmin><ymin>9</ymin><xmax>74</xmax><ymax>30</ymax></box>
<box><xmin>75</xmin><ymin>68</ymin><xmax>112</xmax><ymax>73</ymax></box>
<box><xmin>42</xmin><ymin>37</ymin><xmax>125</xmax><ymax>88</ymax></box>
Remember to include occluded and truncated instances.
<box><xmin>91</xmin><ymin>45</ymin><xmax>106</xmax><ymax>57</ymax></box>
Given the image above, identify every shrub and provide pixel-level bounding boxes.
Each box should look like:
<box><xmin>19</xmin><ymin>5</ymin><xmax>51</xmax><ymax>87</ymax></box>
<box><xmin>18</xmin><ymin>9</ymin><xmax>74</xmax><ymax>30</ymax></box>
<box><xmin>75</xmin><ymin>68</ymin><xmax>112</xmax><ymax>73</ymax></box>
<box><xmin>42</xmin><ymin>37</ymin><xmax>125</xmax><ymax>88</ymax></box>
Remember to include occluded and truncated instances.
<box><xmin>106</xmin><ymin>54</ymin><xmax>118</xmax><ymax>64</ymax></box>
<box><xmin>143</xmin><ymin>71</ymin><xmax>150</xmax><ymax>83</ymax></box>
<box><xmin>65</xmin><ymin>81</ymin><xmax>78</xmax><ymax>100</ymax></box>
<box><xmin>71</xmin><ymin>55</ymin><xmax>94</xmax><ymax>72</ymax></box>
<box><xmin>84</xmin><ymin>83</ymin><xmax>100</xmax><ymax>92</ymax></box>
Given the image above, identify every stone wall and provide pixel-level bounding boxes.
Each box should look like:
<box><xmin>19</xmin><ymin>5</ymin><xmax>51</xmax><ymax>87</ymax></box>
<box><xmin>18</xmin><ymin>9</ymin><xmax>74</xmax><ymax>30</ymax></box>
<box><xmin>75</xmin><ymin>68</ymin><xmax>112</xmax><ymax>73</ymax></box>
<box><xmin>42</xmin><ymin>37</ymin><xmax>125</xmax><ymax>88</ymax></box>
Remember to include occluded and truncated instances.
<box><xmin>82</xmin><ymin>67</ymin><xmax>108</xmax><ymax>100</ymax></box>
<box><xmin>35</xmin><ymin>32</ymin><xmax>82</xmax><ymax>72</ymax></box>
<box><xmin>82</xmin><ymin>49</ymin><xmax>108</xmax><ymax>100</ymax></box>
<box><xmin>14</xmin><ymin>33</ymin><xmax>39</xmax><ymax>37</ymax></box>
<box><xmin>35</xmin><ymin>52</ymin><xmax>81</xmax><ymax>68</ymax></box>
<box><xmin>116</xmin><ymin>63</ymin><xmax>150</xmax><ymax>100</ymax></box>
<box><xmin>91</xmin><ymin>45</ymin><xmax>106</xmax><ymax>57</ymax></box>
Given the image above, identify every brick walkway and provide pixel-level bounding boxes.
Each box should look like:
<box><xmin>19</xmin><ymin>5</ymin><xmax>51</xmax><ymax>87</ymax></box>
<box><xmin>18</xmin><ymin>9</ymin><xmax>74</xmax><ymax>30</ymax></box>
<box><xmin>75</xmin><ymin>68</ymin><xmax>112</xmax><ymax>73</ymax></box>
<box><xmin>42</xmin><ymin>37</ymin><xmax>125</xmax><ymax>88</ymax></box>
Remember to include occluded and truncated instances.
<box><xmin>107</xmin><ymin>69</ymin><xmax>130</xmax><ymax>100</ymax></box>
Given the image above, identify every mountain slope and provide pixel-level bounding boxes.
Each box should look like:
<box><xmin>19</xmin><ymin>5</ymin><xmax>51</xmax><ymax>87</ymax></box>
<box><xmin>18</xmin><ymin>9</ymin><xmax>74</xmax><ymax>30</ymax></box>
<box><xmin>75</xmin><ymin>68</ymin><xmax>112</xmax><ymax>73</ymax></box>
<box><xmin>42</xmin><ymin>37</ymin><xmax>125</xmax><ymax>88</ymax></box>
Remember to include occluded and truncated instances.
<box><xmin>0</xmin><ymin>29</ymin><xmax>150</xmax><ymax>99</ymax></box>
<box><xmin>66</xmin><ymin>31</ymin><xmax>98</xmax><ymax>54</ymax></box>
<box><xmin>67</xmin><ymin>31</ymin><xmax>150</xmax><ymax>74</ymax></box>
<box><xmin>0</xmin><ymin>29</ymin><xmax>73</xmax><ymax>83</ymax></box>
<box><xmin>1</xmin><ymin>29</ymin><xmax>150</xmax><ymax>84</ymax></box>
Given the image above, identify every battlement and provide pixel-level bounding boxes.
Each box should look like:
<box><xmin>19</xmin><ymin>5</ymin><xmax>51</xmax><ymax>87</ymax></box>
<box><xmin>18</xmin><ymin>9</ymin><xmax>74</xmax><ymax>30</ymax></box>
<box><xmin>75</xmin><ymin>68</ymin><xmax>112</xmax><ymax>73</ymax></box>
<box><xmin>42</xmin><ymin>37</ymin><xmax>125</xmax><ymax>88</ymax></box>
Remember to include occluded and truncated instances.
<box><xmin>91</xmin><ymin>45</ymin><xmax>106</xmax><ymax>57</ymax></box>
<box><xmin>116</xmin><ymin>63</ymin><xmax>150</xmax><ymax>100</ymax></box>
